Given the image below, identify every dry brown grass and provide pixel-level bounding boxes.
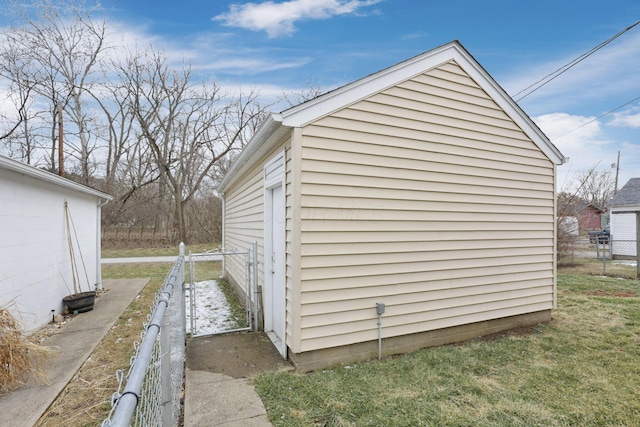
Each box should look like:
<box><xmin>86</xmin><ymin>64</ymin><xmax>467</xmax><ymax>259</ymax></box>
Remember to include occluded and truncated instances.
<box><xmin>0</xmin><ymin>304</ymin><xmax>57</xmax><ymax>394</ymax></box>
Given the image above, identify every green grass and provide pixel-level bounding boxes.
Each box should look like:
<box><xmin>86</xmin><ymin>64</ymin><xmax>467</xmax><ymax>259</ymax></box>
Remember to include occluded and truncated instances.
<box><xmin>217</xmin><ymin>278</ymin><xmax>249</xmax><ymax>328</ymax></box>
<box><xmin>560</xmin><ymin>258</ymin><xmax>638</xmax><ymax>280</ymax></box>
<box><xmin>253</xmin><ymin>272</ymin><xmax>640</xmax><ymax>426</ymax></box>
<box><xmin>101</xmin><ymin>243</ymin><xmax>219</xmax><ymax>258</ymax></box>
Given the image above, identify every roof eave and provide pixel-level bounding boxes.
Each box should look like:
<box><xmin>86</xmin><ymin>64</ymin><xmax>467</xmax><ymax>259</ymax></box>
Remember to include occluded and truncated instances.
<box><xmin>219</xmin><ymin>40</ymin><xmax>567</xmax><ymax>193</ymax></box>
<box><xmin>279</xmin><ymin>40</ymin><xmax>566</xmax><ymax>166</ymax></box>
<box><xmin>0</xmin><ymin>155</ymin><xmax>112</xmax><ymax>201</ymax></box>
<box><xmin>218</xmin><ymin>113</ymin><xmax>289</xmax><ymax>193</ymax></box>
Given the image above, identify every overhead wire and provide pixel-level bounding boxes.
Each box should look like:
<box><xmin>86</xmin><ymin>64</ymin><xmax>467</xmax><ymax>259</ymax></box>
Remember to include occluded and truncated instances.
<box><xmin>513</xmin><ymin>20</ymin><xmax>640</xmax><ymax>102</ymax></box>
<box><xmin>552</xmin><ymin>94</ymin><xmax>640</xmax><ymax>141</ymax></box>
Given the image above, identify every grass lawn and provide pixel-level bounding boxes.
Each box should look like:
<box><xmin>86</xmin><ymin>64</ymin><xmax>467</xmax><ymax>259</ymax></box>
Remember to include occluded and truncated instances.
<box><xmin>101</xmin><ymin>243</ymin><xmax>217</xmax><ymax>258</ymax></box>
<box><xmin>253</xmin><ymin>268</ymin><xmax>640</xmax><ymax>426</ymax></box>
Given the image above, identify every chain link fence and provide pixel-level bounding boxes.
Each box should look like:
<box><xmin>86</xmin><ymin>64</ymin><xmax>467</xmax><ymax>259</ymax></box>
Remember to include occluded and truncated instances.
<box><xmin>101</xmin><ymin>245</ymin><xmax>186</xmax><ymax>427</ymax></box>
<box><xmin>611</xmin><ymin>238</ymin><xmax>638</xmax><ymax>258</ymax></box>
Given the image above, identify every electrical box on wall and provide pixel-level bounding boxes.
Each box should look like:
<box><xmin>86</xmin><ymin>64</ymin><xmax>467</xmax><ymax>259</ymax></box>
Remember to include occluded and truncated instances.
<box><xmin>376</xmin><ymin>302</ymin><xmax>385</xmax><ymax>316</ymax></box>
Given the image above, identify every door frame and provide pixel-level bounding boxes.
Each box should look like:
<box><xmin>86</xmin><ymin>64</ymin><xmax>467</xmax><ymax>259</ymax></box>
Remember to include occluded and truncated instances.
<box><xmin>263</xmin><ymin>151</ymin><xmax>287</xmax><ymax>358</ymax></box>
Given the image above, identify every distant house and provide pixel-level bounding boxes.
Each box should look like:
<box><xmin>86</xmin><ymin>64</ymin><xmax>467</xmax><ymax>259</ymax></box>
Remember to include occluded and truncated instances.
<box><xmin>0</xmin><ymin>155</ymin><xmax>111</xmax><ymax>330</ymax></box>
<box><xmin>218</xmin><ymin>41</ymin><xmax>566</xmax><ymax>372</ymax></box>
<box><xmin>610</xmin><ymin>178</ymin><xmax>640</xmax><ymax>258</ymax></box>
<box><xmin>575</xmin><ymin>203</ymin><xmax>605</xmax><ymax>231</ymax></box>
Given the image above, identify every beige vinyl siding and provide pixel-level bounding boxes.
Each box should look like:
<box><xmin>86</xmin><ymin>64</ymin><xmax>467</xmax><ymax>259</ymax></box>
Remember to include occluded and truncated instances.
<box><xmin>223</xmin><ymin>140</ymin><xmax>292</xmax><ymax>298</ymax></box>
<box><xmin>297</xmin><ymin>60</ymin><xmax>555</xmax><ymax>352</ymax></box>
<box><xmin>223</xmin><ymin>169</ymin><xmax>264</xmax><ymax>294</ymax></box>
<box><xmin>284</xmin><ymin>142</ymin><xmax>297</xmax><ymax>350</ymax></box>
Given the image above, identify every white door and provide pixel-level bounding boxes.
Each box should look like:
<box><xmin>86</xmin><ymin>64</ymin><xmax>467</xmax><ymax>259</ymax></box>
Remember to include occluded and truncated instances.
<box><xmin>265</xmin><ymin>183</ymin><xmax>286</xmax><ymax>358</ymax></box>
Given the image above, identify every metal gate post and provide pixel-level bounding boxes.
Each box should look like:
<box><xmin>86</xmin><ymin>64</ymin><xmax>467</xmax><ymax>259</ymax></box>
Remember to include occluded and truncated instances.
<box><xmin>253</xmin><ymin>240</ymin><xmax>259</xmax><ymax>331</ymax></box>
<box><xmin>245</xmin><ymin>250</ymin><xmax>252</xmax><ymax>331</ymax></box>
<box><xmin>189</xmin><ymin>252</ymin><xmax>196</xmax><ymax>335</ymax></box>
<box><xmin>179</xmin><ymin>242</ymin><xmax>185</xmax><ymax>283</ymax></box>
<box><xmin>179</xmin><ymin>244</ymin><xmax>186</xmax><ymax>336</ymax></box>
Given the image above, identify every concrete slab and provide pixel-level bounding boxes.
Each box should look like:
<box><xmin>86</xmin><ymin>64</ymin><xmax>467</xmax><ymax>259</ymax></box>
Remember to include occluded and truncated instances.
<box><xmin>184</xmin><ymin>370</ymin><xmax>271</xmax><ymax>427</ymax></box>
<box><xmin>187</xmin><ymin>332</ymin><xmax>293</xmax><ymax>378</ymax></box>
<box><xmin>184</xmin><ymin>332</ymin><xmax>293</xmax><ymax>427</ymax></box>
<box><xmin>0</xmin><ymin>278</ymin><xmax>149</xmax><ymax>427</ymax></box>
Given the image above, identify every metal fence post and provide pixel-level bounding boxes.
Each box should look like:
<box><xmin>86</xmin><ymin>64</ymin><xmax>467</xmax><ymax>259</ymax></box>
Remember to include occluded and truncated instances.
<box><xmin>636</xmin><ymin>213</ymin><xmax>640</xmax><ymax>279</ymax></box>
<box><xmin>179</xmin><ymin>242</ymin><xmax>185</xmax><ymax>283</ymax></box>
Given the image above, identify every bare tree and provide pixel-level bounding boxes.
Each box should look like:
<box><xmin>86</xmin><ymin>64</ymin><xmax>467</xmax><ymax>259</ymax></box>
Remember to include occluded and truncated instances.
<box><xmin>0</xmin><ymin>0</ymin><xmax>107</xmax><ymax>181</ymax></box>
<box><xmin>118</xmin><ymin>49</ymin><xmax>267</xmax><ymax>243</ymax></box>
<box><xmin>1</xmin><ymin>3</ymin><xmax>271</xmax><ymax>244</ymax></box>
<box><xmin>280</xmin><ymin>84</ymin><xmax>324</xmax><ymax>108</ymax></box>
<box><xmin>574</xmin><ymin>163</ymin><xmax>616</xmax><ymax>211</ymax></box>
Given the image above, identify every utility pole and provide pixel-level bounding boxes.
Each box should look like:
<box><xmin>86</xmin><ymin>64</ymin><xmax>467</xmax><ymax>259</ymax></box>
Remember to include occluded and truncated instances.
<box><xmin>58</xmin><ymin>103</ymin><xmax>64</xmax><ymax>177</ymax></box>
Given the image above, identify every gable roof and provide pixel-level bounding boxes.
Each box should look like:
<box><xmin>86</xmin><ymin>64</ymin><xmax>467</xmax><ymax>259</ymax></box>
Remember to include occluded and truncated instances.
<box><xmin>610</xmin><ymin>178</ymin><xmax>640</xmax><ymax>207</ymax></box>
<box><xmin>0</xmin><ymin>154</ymin><xmax>112</xmax><ymax>201</ymax></box>
<box><xmin>576</xmin><ymin>202</ymin><xmax>605</xmax><ymax>214</ymax></box>
<box><xmin>219</xmin><ymin>40</ymin><xmax>566</xmax><ymax>193</ymax></box>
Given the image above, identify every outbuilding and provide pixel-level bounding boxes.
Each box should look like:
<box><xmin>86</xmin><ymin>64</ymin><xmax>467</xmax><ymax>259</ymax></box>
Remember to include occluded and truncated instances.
<box><xmin>218</xmin><ymin>41</ymin><xmax>566</xmax><ymax>371</ymax></box>
<box><xmin>609</xmin><ymin>178</ymin><xmax>640</xmax><ymax>258</ymax></box>
<box><xmin>0</xmin><ymin>155</ymin><xmax>111</xmax><ymax>330</ymax></box>
<box><xmin>575</xmin><ymin>202</ymin><xmax>605</xmax><ymax>232</ymax></box>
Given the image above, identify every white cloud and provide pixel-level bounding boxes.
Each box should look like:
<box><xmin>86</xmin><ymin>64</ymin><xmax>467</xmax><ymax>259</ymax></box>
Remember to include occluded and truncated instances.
<box><xmin>402</xmin><ymin>31</ymin><xmax>428</xmax><ymax>40</ymax></box>
<box><xmin>610</xmin><ymin>105</ymin><xmax>640</xmax><ymax>128</ymax></box>
<box><xmin>189</xmin><ymin>52</ymin><xmax>313</xmax><ymax>74</ymax></box>
<box><xmin>213</xmin><ymin>0</ymin><xmax>383</xmax><ymax>38</ymax></box>
<box><xmin>534</xmin><ymin>113</ymin><xmax>619</xmax><ymax>191</ymax></box>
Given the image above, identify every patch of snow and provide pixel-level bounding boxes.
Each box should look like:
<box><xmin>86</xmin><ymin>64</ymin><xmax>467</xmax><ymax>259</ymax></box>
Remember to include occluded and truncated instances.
<box><xmin>612</xmin><ymin>260</ymin><xmax>637</xmax><ymax>267</ymax></box>
<box><xmin>185</xmin><ymin>280</ymin><xmax>238</xmax><ymax>336</ymax></box>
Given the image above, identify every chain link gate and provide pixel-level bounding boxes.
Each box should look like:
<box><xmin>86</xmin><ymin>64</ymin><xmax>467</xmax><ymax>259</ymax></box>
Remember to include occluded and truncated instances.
<box><xmin>186</xmin><ymin>242</ymin><xmax>258</xmax><ymax>337</ymax></box>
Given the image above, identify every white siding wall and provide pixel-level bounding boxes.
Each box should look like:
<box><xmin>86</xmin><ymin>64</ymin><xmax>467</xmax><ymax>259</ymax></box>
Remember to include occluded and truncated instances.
<box><xmin>0</xmin><ymin>168</ymin><xmax>99</xmax><ymax>330</ymax></box>
<box><xmin>223</xmin><ymin>141</ymin><xmax>293</xmax><ymax>324</ymax></box>
<box><xmin>223</xmin><ymin>167</ymin><xmax>265</xmax><ymax>293</ymax></box>
<box><xmin>611</xmin><ymin>211</ymin><xmax>637</xmax><ymax>257</ymax></box>
<box><xmin>296</xmin><ymin>61</ymin><xmax>555</xmax><ymax>352</ymax></box>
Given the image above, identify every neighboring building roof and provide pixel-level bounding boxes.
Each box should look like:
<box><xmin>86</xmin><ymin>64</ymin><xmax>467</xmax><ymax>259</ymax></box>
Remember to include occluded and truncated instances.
<box><xmin>610</xmin><ymin>178</ymin><xmax>640</xmax><ymax>208</ymax></box>
<box><xmin>0</xmin><ymin>154</ymin><xmax>112</xmax><ymax>201</ymax></box>
<box><xmin>219</xmin><ymin>40</ymin><xmax>566</xmax><ymax>193</ymax></box>
<box><xmin>576</xmin><ymin>202</ymin><xmax>604</xmax><ymax>214</ymax></box>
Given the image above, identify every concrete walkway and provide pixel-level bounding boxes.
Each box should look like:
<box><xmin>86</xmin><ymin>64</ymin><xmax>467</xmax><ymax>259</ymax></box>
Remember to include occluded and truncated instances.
<box><xmin>184</xmin><ymin>332</ymin><xmax>293</xmax><ymax>426</ymax></box>
<box><xmin>0</xmin><ymin>278</ymin><xmax>149</xmax><ymax>427</ymax></box>
<box><xmin>184</xmin><ymin>369</ymin><xmax>272</xmax><ymax>426</ymax></box>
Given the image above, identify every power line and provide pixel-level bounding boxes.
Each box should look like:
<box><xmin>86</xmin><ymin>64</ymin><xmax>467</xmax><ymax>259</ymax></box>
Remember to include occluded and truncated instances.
<box><xmin>514</xmin><ymin>20</ymin><xmax>640</xmax><ymax>102</ymax></box>
<box><xmin>552</xmin><ymin>94</ymin><xmax>640</xmax><ymax>141</ymax></box>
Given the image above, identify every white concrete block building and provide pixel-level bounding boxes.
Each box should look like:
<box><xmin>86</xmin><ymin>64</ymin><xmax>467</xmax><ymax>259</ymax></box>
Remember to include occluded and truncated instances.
<box><xmin>0</xmin><ymin>155</ymin><xmax>111</xmax><ymax>330</ymax></box>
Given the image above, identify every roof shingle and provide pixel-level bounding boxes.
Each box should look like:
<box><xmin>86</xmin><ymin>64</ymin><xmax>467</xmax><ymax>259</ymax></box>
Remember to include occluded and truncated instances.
<box><xmin>610</xmin><ymin>178</ymin><xmax>640</xmax><ymax>207</ymax></box>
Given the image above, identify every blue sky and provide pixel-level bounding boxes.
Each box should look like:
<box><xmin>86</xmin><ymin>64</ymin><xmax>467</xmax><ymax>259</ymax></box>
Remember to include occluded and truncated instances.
<box><xmin>13</xmin><ymin>1</ymin><xmax>640</xmax><ymax>191</ymax></box>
